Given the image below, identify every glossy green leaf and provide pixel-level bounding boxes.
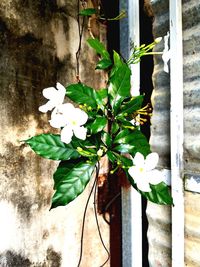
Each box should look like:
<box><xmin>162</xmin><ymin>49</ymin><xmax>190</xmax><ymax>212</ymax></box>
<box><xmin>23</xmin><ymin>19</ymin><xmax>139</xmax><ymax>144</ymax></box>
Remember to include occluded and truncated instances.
<box><xmin>143</xmin><ymin>182</ymin><xmax>173</xmax><ymax>205</ymax></box>
<box><xmin>95</xmin><ymin>88</ymin><xmax>108</xmax><ymax>109</ymax></box>
<box><xmin>79</xmin><ymin>8</ymin><xmax>96</xmax><ymax>16</ymax></box>
<box><xmin>111</xmin><ymin>121</ymin><xmax>119</xmax><ymax>134</ymax></box>
<box><xmin>108</xmin><ymin>64</ymin><xmax>131</xmax><ymax>114</ymax></box>
<box><xmin>114</xmin><ymin>129</ymin><xmax>151</xmax><ymax>156</ymax></box>
<box><xmin>113</xmin><ymin>50</ymin><xmax>123</xmax><ymax>68</ymax></box>
<box><xmin>66</xmin><ymin>83</ymin><xmax>97</xmax><ymax>108</ymax></box>
<box><xmin>101</xmin><ymin>131</ymin><xmax>112</xmax><ymax>147</ymax></box>
<box><xmin>51</xmin><ymin>159</ymin><xmax>96</xmax><ymax>208</ymax></box>
<box><xmin>119</xmin><ymin>155</ymin><xmax>132</xmax><ymax>167</ymax></box>
<box><xmin>89</xmin><ymin>117</ymin><xmax>107</xmax><ymax>134</ymax></box>
<box><xmin>96</xmin><ymin>59</ymin><xmax>112</xmax><ymax>70</ymax></box>
<box><xmin>97</xmin><ymin>88</ymin><xmax>108</xmax><ymax>100</ymax></box>
<box><xmin>106</xmin><ymin>151</ymin><xmax>117</xmax><ymax>163</ymax></box>
<box><xmin>25</xmin><ymin>134</ymin><xmax>79</xmax><ymax>160</ymax></box>
<box><xmin>120</xmin><ymin>95</ymin><xmax>144</xmax><ymax>114</ymax></box>
<box><xmin>87</xmin><ymin>38</ymin><xmax>110</xmax><ymax>60</ymax></box>
<box><xmin>126</xmin><ymin>171</ymin><xmax>173</xmax><ymax>205</ymax></box>
<box><xmin>110</xmin><ymin>50</ymin><xmax>124</xmax><ymax>78</ymax></box>
<box><xmin>76</xmin><ymin>147</ymin><xmax>97</xmax><ymax>158</ymax></box>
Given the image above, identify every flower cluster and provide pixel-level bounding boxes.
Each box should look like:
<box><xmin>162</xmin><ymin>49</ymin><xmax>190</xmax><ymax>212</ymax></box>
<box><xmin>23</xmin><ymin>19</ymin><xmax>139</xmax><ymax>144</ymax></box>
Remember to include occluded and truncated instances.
<box><xmin>39</xmin><ymin>82</ymin><xmax>88</xmax><ymax>144</ymax></box>
<box><xmin>25</xmin><ymin>38</ymin><xmax>173</xmax><ymax>209</ymax></box>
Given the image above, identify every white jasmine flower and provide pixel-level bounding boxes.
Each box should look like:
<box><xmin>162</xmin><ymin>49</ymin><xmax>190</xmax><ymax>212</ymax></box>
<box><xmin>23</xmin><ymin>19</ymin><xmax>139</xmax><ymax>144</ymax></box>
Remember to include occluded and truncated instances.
<box><xmin>39</xmin><ymin>82</ymin><xmax>66</xmax><ymax>113</ymax></box>
<box><xmin>128</xmin><ymin>152</ymin><xmax>163</xmax><ymax>192</ymax></box>
<box><xmin>49</xmin><ymin>103</ymin><xmax>88</xmax><ymax>144</ymax></box>
<box><xmin>162</xmin><ymin>32</ymin><xmax>171</xmax><ymax>73</ymax></box>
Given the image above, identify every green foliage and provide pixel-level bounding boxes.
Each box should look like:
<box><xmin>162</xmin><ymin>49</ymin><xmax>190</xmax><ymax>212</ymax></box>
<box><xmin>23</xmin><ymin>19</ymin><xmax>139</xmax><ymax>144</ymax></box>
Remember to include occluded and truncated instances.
<box><xmin>108</xmin><ymin>63</ymin><xmax>131</xmax><ymax>114</ymax></box>
<box><xmin>66</xmin><ymin>83</ymin><xmax>98</xmax><ymax>109</ymax></box>
<box><xmin>120</xmin><ymin>95</ymin><xmax>144</xmax><ymax>115</ymax></box>
<box><xmin>96</xmin><ymin>59</ymin><xmax>112</xmax><ymax>70</ymax></box>
<box><xmin>79</xmin><ymin>8</ymin><xmax>96</xmax><ymax>16</ymax></box>
<box><xmin>128</xmin><ymin>173</ymin><xmax>173</xmax><ymax>205</ymax></box>
<box><xmin>26</xmin><ymin>36</ymin><xmax>173</xmax><ymax>208</ymax></box>
<box><xmin>87</xmin><ymin>38</ymin><xmax>110</xmax><ymax>60</ymax></box>
<box><xmin>25</xmin><ymin>134</ymin><xmax>79</xmax><ymax>161</ymax></box>
<box><xmin>89</xmin><ymin>117</ymin><xmax>107</xmax><ymax>134</ymax></box>
<box><xmin>51</xmin><ymin>159</ymin><xmax>96</xmax><ymax>209</ymax></box>
<box><xmin>113</xmin><ymin>129</ymin><xmax>151</xmax><ymax>156</ymax></box>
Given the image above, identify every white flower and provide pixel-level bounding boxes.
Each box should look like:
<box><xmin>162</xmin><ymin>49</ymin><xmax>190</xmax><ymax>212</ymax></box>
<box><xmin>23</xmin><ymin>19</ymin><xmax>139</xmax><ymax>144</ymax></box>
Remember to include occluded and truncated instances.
<box><xmin>49</xmin><ymin>103</ymin><xmax>88</xmax><ymax>144</ymax></box>
<box><xmin>128</xmin><ymin>152</ymin><xmax>163</xmax><ymax>192</ymax></box>
<box><xmin>162</xmin><ymin>32</ymin><xmax>171</xmax><ymax>73</ymax></box>
<box><xmin>39</xmin><ymin>82</ymin><xmax>66</xmax><ymax>113</ymax></box>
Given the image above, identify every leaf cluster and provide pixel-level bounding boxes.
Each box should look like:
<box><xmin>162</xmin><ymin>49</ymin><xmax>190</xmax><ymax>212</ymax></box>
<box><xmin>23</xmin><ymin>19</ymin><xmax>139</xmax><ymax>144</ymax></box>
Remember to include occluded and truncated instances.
<box><xmin>25</xmin><ymin>38</ymin><xmax>172</xmax><ymax>209</ymax></box>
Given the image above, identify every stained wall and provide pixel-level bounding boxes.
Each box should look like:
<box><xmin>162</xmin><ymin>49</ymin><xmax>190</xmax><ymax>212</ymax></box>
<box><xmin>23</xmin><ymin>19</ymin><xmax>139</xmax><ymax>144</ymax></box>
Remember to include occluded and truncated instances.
<box><xmin>0</xmin><ymin>1</ymin><xmax>109</xmax><ymax>266</ymax></box>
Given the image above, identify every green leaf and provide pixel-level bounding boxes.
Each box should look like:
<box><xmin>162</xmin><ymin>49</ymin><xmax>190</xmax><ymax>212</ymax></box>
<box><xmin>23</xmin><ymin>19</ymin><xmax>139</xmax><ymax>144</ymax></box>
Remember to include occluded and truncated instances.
<box><xmin>95</xmin><ymin>88</ymin><xmax>108</xmax><ymax>109</ymax></box>
<box><xmin>119</xmin><ymin>155</ymin><xmax>132</xmax><ymax>167</ymax></box>
<box><xmin>120</xmin><ymin>95</ymin><xmax>144</xmax><ymax>115</ymax></box>
<box><xmin>111</xmin><ymin>121</ymin><xmax>119</xmax><ymax>135</ymax></box>
<box><xmin>108</xmin><ymin>63</ymin><xmax>131</xmax><ymax>114</ymax></box>
<box><xmin>110</xmin><ymin>51</ymin><xmax>124</xmax><ymax>78</ymax></box>
<box><xmin>96</xmin><ymin>59</ymin><xmax>112</xmax><ymax>70</ymax></box>
<box><xmin>114</xmin><ymin>129</ymin><xmax>151</xmax><ymax>156</ymax></box>
<box><xmin>66</xmin><ymin>83</ymin><xmax>97</xmax><ymax>108</ymax></box>
<box><xmin>101</xmin><ymin>131</ymin><xmax>112</xmax><ymax>147</ymax></box>
<box><xmin>143</xmin><ymin>182</ymin><xmax>173</xmax><ymax>205</ymax></box>
<box><xmin>51</xmin><ymin>159</ymin><xmax>96</xmax><ymax>208</ymax></box>
<box><xmin>25</xmin><ymin>134</ymin><xmax>79</xmax><ymax>160</ymax></box>
<box><xmin>87</xmin><ymin>38</ymin><xmax>110</xmax><ymax>60</ymax></box>
<box><xmin>79</xmin><ymin>8</ymin><xmax>96</xmax><ymax>16</ymax></box>
<box><xmin>89</xmin><ymin>117</ymin><xmax>107</xmax><ymax>134</ymax></box>
<box><xmin>126</xmin><ymin>172</ymin><xmax>173</xmax><ymax>205</ymax></box>
<box><xmin>113</xmin><ymin>50</ymin><xmax>124</xmax><ymax>68</ymax></box>
<box><xmin>97</xmin><ymin>88</ymin><xmax>108</xmax><ymax>100</ymax></box>
<box><xmin>106</xmin><ymin>151</ymin><xmax>117</xmax><ymax>163</ymax></box>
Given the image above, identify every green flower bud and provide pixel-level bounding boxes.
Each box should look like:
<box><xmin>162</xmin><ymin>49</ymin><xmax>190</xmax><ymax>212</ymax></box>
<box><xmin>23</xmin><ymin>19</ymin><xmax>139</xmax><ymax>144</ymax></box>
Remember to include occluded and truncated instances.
<box><xmin>155</xmin><ymin>37</ymin><xmax>162</xmax><ymax>43</ymax></box>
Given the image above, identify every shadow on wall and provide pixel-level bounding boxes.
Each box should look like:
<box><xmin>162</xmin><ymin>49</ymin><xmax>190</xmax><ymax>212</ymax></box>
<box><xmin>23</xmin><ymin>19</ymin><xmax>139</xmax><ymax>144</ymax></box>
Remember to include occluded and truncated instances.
<box><xmin>0</xmin><ymin>248</ymin><xmax>61</xmax><ymax>267</ymax></box>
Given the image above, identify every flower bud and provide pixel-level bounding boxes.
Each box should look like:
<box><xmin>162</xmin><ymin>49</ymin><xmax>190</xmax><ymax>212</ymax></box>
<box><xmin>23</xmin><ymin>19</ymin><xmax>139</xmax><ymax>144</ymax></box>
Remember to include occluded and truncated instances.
<box><xmin>155</xmin><ymin>37</ymin><xmax>162</xmax><ymax>43</ymax></box>
<box><xmin>97</xmin><ymin>149</ymin><xmax>103</xmax><ymax>157</ymax></box>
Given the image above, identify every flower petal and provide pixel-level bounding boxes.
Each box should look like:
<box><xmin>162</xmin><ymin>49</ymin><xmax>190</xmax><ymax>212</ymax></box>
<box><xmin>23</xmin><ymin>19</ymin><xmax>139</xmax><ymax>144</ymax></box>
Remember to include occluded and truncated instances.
<box><xmin>38</xmin><ymin>101</ymin><xmax>55</xmax><ymax>113</ymax></box>
<box><xmin>61</xmin><ymin>125</ymin><xmax>73</xmax><ymax>144</ymax></box>
<box><xmin>145</xmin><ymin>152</ymin><xmax>159</xmax><ymax>171</ymax></box>
<box><xmin>56</xmin><ymin>82</ymin><xmax>66</xmax><ymax>95</ymax></box>
<box><xmin>73</xmin><ymin>108</ymin><xmax>88</xmax><ymax>126</ymax></box>
<box><xmin>42</xmin><ymin>87</ymin><xmax>58</xmax><ymax>99</ymax></box>
<box><xmin>132</xmin><ymin>152</ymin><xmax>145</xmax><ymax>167</ymax></box>
<box><xmin>162</xmin><ymin>32</ymin><xmax>171</xmax><ymax>73</ymax></box>
<box><xmin>148</xmin><ymin>170</ymin><xmax>163</xmax><ymax>185</ymax></box>
<box><xmin>73</xmin><ymin>126</ymin><xmax>87</xmax><ymax>140</ymax></box>
<box><xmin>136</xmin><ymin>180</ymin><xmax>152</xmax><ymax>192</ymax></box>
<box><xmin>49</xmin><ymin>113</ymin><xmax>66</xmax><ymax>128</ymax></box>
<box><xmin>58</xmin><ymin>103</ymin><xmax>75</xmax><ymax>118</ymax></box>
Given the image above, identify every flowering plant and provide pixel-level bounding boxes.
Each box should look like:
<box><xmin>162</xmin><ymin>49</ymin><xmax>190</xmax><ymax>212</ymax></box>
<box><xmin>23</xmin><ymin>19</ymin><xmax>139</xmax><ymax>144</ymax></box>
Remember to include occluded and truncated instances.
<box><xmin>25</xmin><ymin>38</ymin><xmax>173</xmax><ymax>209</ymax></box>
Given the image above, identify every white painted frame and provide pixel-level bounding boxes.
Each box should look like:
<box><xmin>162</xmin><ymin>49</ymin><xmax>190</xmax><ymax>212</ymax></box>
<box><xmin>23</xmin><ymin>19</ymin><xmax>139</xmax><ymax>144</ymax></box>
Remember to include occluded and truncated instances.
<box><xmin>120</xmin><ymin>1</ymin><xmax>143</xmax><ymax>267</ymax></box>
<box><xmin>169</xmin><ymin>1</ymin><xmax>185</xmax><ymax>266</ymax></box>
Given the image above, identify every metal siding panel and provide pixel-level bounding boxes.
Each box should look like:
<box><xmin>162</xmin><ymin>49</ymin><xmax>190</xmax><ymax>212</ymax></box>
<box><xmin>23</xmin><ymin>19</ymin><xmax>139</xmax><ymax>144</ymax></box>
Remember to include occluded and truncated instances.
<box><xmin>147</xmin><ymin>1</ymin><xmax>172</xmax><ymax>266</ymax></box>
<box><xmin>148</xmin><ymin>1</ymin><xmax>200</xmax><ymax>267</ymax></box>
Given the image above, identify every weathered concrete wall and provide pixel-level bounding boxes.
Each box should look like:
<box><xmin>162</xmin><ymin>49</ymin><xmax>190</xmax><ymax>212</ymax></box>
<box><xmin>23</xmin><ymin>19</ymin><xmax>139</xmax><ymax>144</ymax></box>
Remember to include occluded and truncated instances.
<box><xmin>148</xmin><ymin>0</ymin><xmax>200</xmax><ymax>266</ymax></box>
<box><xmin>0</xmin><ymin>1</ymin><xmax>109</xmax><ymax>266</ymax></box>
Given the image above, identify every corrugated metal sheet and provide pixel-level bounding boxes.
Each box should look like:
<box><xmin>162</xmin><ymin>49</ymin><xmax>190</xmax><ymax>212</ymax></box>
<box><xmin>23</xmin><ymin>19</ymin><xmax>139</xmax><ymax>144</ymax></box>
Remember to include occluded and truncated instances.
<box><xmin>148</xmin><ymin>0</ymin><xmax>200</xmax><ymax>266</ymax></box>
<box><xmin>147</xmin><ymin>1</ymin><xmax>172</xmax><ymax>266</ymax></box>
<box><xmin>150</xmin><ymin>0</ymin><xmax>170</xmax><ymax>169</ymax></box>
<box><xmin>183</xmin><ymin>0</ymin><xmax>200</xmax><ymax>173</ymax></box>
